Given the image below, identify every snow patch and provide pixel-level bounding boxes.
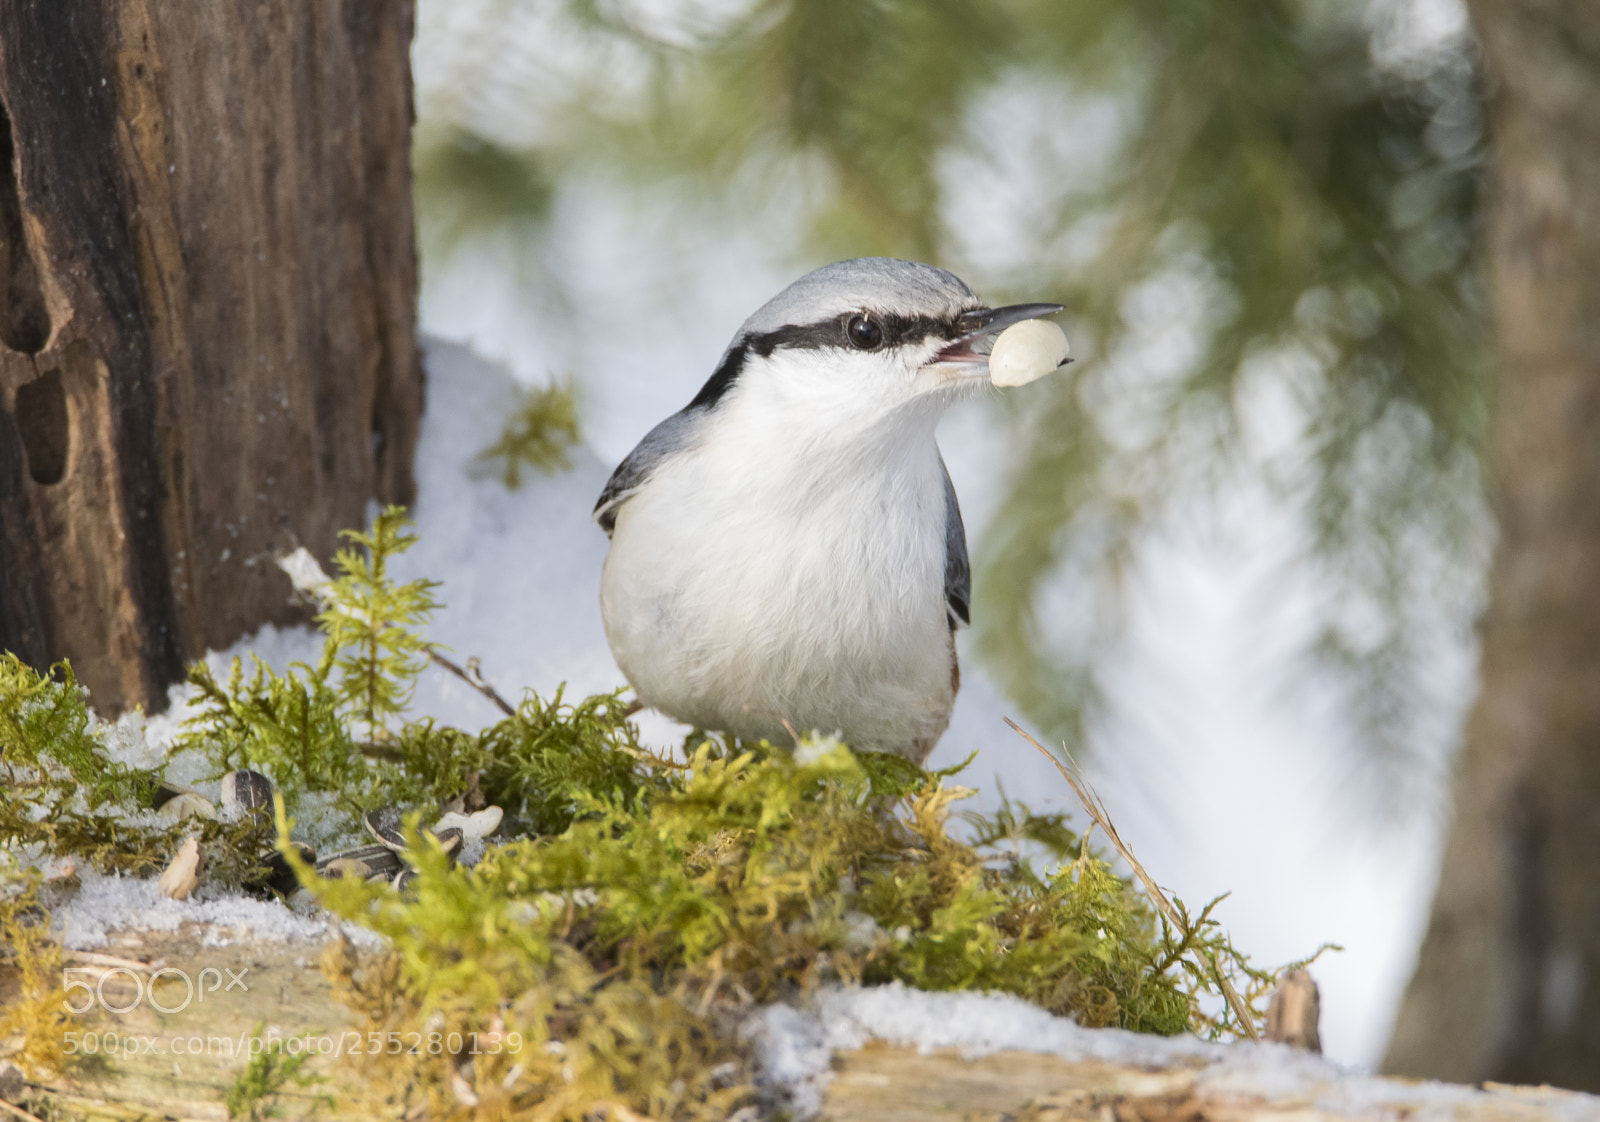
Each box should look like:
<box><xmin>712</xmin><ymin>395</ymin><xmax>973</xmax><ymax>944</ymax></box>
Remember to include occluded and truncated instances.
<box><xmin>750</xmin><ymin>984</ymin><xmax>1600</xmax><ymax>1121</ymax></box>
<box><xmin>53</xmin><ymin>870</ymin><xmax>380</xmax><ymax>952</ymax></box>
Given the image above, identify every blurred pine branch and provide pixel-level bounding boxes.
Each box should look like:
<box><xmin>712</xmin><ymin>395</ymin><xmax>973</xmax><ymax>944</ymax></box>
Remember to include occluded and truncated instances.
<box><xmin>475</xmin><ymin>381</ymin><xmax>582</xmax><ymax>489</ymax></box>
<box><xmin>413</xmin><ymin>0</ymin><xmax>1489</xmax><ymax>799</ymax></box>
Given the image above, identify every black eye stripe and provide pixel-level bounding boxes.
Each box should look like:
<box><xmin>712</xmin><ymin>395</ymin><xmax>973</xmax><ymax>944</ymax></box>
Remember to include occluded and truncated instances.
<box><xmin>683</xmin><ymin>306</ymin><xmax>988</xmax><ymax>417</ymax></box>
<box><xmin>685</xmin><ymin>341</ymin><xmax>748</xmax><ymax>411</ymax></box>
<box><xmin>744</xmin><ymin>309</ymin><xmax>981</xmax><ymax>357</ymax></box>
<box><xmin>877</xmin><ymin>311</ymin><xmax>969</xmax><ymax>347</ymax></box>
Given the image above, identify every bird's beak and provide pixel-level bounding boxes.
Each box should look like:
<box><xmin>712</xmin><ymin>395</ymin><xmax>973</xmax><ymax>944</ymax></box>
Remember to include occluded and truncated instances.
<box><xmin>931</xmin><ymin>303</ymin><xmax>1067</xmax><ymax>365</ymax></box>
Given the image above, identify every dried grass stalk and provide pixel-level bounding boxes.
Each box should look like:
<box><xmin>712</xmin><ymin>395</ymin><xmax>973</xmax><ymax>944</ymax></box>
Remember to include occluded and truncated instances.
<box><xmin>1004</xmin><ymin>717</ymin><xmax>1261</xmax><ymax>1041</ymax></box>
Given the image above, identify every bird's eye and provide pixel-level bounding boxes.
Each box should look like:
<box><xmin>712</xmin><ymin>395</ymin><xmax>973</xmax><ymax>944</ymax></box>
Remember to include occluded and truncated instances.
<box><xmin>846</xmin><ymin>314</ymin><xmax>884</xmax><ymax>350</ymax></box>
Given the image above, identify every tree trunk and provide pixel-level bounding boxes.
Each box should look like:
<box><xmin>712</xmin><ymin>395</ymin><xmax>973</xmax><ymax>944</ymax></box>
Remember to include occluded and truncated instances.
<box><xmin>1384</xmin><ymin>0</ymin><xmax>1600</xmax><ymax>1090</ymax></box>
<box><xmin>0</xmin><ymin>2</ymin><xmax>422</xmax><ymax>715</ymax></box>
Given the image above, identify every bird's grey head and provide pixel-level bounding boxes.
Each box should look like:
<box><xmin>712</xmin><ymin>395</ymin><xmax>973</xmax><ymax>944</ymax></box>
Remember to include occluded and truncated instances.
<box><xmin>683</xmin><ymin>257</ymin><xmax>1062</xmax><ymax>431</ymax></box>
<box><xmin>741</xmin><ymin>257</ymin><xmax>978</xmax><ymax>337</ymax></box>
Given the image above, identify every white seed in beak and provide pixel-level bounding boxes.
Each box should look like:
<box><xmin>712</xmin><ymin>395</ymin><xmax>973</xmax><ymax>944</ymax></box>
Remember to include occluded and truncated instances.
<box><xmin>988</xmin><ymin>319</ymin><xmax>1070</xmax><ymax>387</ymax></box>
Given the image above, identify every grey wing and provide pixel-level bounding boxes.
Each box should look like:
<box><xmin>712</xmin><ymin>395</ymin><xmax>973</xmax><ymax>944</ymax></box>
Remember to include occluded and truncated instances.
<box><xmin>593</xmin><ymin>412</ymin><xmax>699</xmax><ymax>536</ymax></box>
<box><xmin>941</xmin><ymin>457</ymin><xmax>970</xmax><ymax>629</ymax></box>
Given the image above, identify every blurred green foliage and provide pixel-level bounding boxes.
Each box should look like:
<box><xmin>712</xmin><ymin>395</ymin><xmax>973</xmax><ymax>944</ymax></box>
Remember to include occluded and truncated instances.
<box><xmin>475</xmin><ymin>380</ymin><xmax>582</xmax><ymax>488</ymax></box>
<box><xmin>416</xmin><ymin>0</ymin><xmax>1487</xmax><ymax>786</ymax></box>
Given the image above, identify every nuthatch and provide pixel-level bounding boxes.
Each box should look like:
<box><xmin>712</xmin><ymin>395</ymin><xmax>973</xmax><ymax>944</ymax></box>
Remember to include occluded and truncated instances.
<box><xmin>595</xmin><ymin>257</ymin><xmax>1065</xmax><ymax>763</ymax></box>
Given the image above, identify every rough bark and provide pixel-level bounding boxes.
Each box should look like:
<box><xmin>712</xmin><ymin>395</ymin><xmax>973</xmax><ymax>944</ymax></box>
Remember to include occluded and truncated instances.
<box><xmin>1384</xmin><ymin>0</ymin><xmax>1600</xmax><ymax>1090</ymax></box>
<box><xmin>0</xmin><ymin>2</ymin><xmax>422</xmax><ymax>715</ymax></box>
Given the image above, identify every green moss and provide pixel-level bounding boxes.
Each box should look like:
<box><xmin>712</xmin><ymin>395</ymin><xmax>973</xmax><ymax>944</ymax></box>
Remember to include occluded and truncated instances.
<box><xmin>285</xmin><ymin>734</ymin><xmax>1288</xmax><ymax>1117</ymax></box>
<box><xmin>181</xmin><ymin>651</ymin><xmax>359</xmax><ymax>810</ymax></box>
<box><xmin>478</xmin><ymin>688</ymin><xmax>666</xmax><ymax>837</ymax></box>
<box><xmin>224</xmin><ymin>1023</ymin><xmax>327</xmax><ymax>1120</ymax></box>
<box><xmin>3</xmin><ymin>509</ymin><xmax>1320</xmax><ymax>1119</ymax></box>
<box><xmin>320</xmin><ymin>512</ymin><xmax>442</xmax><ymax>740</ymax></box>
<box><xmin>0</xmin><ymin>655</ymin><xmax>162</xmax><ymax>818</ymax></box>
<box><xmin>175</xmin><ymin>507</ymin><xmax>462</xmax><ymax>822</ymax></box>
<box><xmin>0</xmin><ymin>862</ymin><xmax>71</xmax><ymax>1079</ymax></box>
<box><xmin>0</xmin><ymin>655</ymin><xmax>180</xmax><ymax>875</ymax></box>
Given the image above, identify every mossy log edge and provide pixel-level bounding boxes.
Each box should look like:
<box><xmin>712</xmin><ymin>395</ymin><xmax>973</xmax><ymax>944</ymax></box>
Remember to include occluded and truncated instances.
<box><xmin>3</xmin><ymin>923</ymin><xmax>1599</xmax><ymax>1121</ymax></box>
